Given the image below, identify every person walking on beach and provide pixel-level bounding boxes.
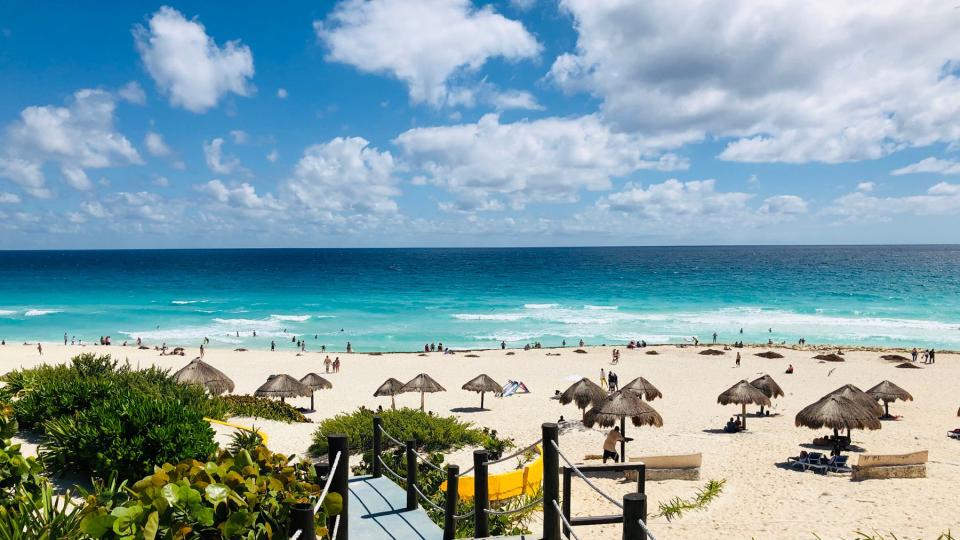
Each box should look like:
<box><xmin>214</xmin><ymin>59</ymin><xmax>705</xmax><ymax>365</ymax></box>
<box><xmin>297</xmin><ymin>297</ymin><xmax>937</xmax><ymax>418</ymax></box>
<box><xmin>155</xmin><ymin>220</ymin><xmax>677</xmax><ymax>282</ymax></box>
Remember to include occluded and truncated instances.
<box><xmin>602</xmin><ymin>427</ymin><xmax>624</xmax><ymax>463</ymax></box>
<box><xmin>333</xmin><ymin>357</ymin><xmax>341</xmax><ymax>373</ymax></box>
<box><xmin>37</xmin><ymin>343</ymin><xmax>42</xmax><ymax>356</ymax></box>
<box><xmin>200</xmin><ymin>343</ymin><xmax>205</xmax><ymax>359</ymax></box>
<box><xmin>600</xmin><ymin>368</ymin><xmax>607</xmax><ymax>390</ymax></box>
<box><xmin>64</xmin><ymin>332</ymin><xmax>67</xmax><ymax>345</ymax></box>
<box><xmin>911</xmin><ymin>348</ymin><xmax>918</xmax><ymax>362</ymax></box>
<box><xmin>324</xmin><ymin>356</ymin><xmax>332</xmax><ymax>373</ymax></box>
<box><xmin>735</xmin><ymin>352</ymin><xmax>741</xmax><ymax>367</ymax></box>
<box><xmin>713</xmin><ymin>332</ymin><xmax>718</xmax><ymax>344</ymax></box>
<box><xmin>929</xmin><ymin>349</ymin><xmax>936</xmax><ymax>364</ymax></box>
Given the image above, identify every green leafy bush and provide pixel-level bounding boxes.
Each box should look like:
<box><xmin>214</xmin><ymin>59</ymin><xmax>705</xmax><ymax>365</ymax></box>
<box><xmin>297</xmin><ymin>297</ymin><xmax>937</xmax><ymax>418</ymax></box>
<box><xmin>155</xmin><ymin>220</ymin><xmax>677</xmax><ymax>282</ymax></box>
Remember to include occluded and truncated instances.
<box><xmin>310</xmin><ymin>407</ymin><xmax>491</xmax><ymax>456</ymax></box>
<box><xmin>227</xmin><ymin>426</ymin><xmax>264</xmax><ymax>454</ymax></box>
<box><xmin>215</xmin><ymin>395</ymin><xmax>309</xmax><ymax>423</ymax></box>
<box><xmin>78</xmin><ymin>445</ymin><xmax>340</xmax><ymax>539</ymax></box>
<box><xmin>3</xmin><ymin>354</ymin><xmax>219</xmax><ymax>481</ymax></box>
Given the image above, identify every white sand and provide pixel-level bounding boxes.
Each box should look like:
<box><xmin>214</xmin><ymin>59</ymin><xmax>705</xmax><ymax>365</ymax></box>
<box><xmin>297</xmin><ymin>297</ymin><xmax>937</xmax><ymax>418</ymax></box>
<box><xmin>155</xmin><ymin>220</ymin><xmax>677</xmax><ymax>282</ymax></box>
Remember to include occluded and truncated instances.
<box><xmin>3</xmin><ymin>342</ymin><xmax>958</xmax><ymax>539</ymax></box>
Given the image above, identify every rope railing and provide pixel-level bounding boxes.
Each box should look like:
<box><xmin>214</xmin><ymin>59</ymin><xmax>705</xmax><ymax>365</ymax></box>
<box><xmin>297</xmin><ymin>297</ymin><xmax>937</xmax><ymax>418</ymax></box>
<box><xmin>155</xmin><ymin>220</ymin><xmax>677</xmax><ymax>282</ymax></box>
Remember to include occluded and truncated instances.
<box><xmin>550</xmin><ymin>440</ymin><xmax>623</xmax><ymax>510</ymax></box>
<box><xmin>553</xmin><ymin>500</ymin><xmax>582</xmax><ymax>540</ymax></box>
<box><xmin>377</xmin><ymin>454</ymin><xmax>404</xmax><ymax>482</ymax></box>
<box><xmin>378</xmin><ymin>424</ymin><xmax>403</xmax><ymax>447</ymax></box>
<box><xmin>331</xmin><ymin>514</ymin><xmax>342</xmax><ymax>540</ymax></box>
<box><xmin>639</xmin><ymin>517</ymin><xmax>658</xmax><ymax>540</ymax></box>
<box><xmin>412</xmin><ymin>449</ymin><xmax>444</xmax><ymax>472</ymax></box>
<box><xmin>453</xmin><ymin>509</ymin><xmax>475</xmax><ymax>520</ymax></box>
<box><xmin>483</xmin><ymin>496</ymin><xmax>544</xmax><ymax>516</ymax></box>
<box><xmin>313</xmin><ymin>450</ymin><xmax>342</xmax><ymax>514</ymax></box>
<box><xmin>482</xmin><ymin>438</ymin><xmax>542</xmax><ymax>466</ymax></box>
<box><xmin>413</xmin><ymin>484</ymin><xmax>445</xmax><ymax>512</ymax></box>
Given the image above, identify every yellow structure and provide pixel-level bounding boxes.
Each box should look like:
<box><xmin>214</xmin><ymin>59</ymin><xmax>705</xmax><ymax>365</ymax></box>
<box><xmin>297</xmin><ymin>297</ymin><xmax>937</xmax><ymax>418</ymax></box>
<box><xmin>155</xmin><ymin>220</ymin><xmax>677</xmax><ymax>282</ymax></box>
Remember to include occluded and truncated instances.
<box><xmin>204</xmin><ymin>417</ymin><xmax>269</xmax><ymax>445</ymax></box>
<box><xmin>441</xmin><ymin>446</ymin><xmax>542</xmax><ymax>501</ymax></box>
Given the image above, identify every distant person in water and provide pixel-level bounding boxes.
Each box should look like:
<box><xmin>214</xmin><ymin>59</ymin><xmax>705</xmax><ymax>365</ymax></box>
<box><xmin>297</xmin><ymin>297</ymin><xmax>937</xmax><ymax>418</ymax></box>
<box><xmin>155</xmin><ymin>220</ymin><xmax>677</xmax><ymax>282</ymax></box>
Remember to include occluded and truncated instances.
<box><xmin>713</xmin><ymin>332</ymin><xmax>718</xmax><ymax>344</ymax></box>
<box><xmin>253</xmin><ymin>330</ymin><xmax>256</xmax><ymax>337</ymax></box>
<box><xmin>579</xmin><ymin>339</ymin><xmax>584</xmax><ymax>347</ymax></box>
<box><xmin>64</xmin><ymin>333</ymin><xmax>67</xmax><ymax>345</ymax></box>
<box><xmin>562</xmin><ymin>339</ymin><xmax>566</xmax><ymax>347</ymax></box>
<box><xmin>501</xmin><ymin>341</ymin><xmax>506</xmax><ymax>350</ymax></box>
<box><xmin>346</xmin><ymin>341</ymin><xmax>352</xmax><ymax>353</ymax></box>
<box><xmin>270</xmin><ymin>341</ymin><xmax>275</xmax><ymax>351</ymax></box>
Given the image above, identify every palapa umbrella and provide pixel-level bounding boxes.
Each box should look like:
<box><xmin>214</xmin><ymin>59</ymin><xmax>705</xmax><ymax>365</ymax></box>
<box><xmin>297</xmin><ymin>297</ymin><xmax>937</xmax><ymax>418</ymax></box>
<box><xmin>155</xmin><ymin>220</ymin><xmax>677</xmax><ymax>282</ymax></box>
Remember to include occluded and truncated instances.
<box><xmin>620</xmin><ymin>376</ymin><xmax>663</xmax><ymax>401</ymax></box>
<box><xmin>795</xmin><ymin>394</ymin><xmax>881</xmax><ymax>455</ymax></box>
<box><xmin>461</xmin><ymin>374</ymin><xmax>502</xmax><ymax>409</ymax></box>
<box><xmin>374</xmin><ymin>378</ymin><xmax>404</xmax><ymax>410</ymax></box>
<box><xmin>172</xmin><ymin>358</ymin><xmax>235</xmax><ymax>395</ymax></box>
<box><xmin>717</xmin><ymin>380</ymin><xmax>771</xmax><ymax>431</ymax></box>
<box><xmin>750</xmin><ymin>374</ymin><xmax>784</xmax><ymax>415</ymax></box>
<box><xmin>865</xmin><ymin>380</ymin><xmax>913</xmax><ymax>418</ymax></box>
<box><xmin>583</xmin><ymin>390</ymin><xmax>663</xmax><ymax>463</ymax></box>
<box><xmin>559</xmin><ymin>377</ymin><xmax>608</xmax><ymax>420</ymax></box>
<box><xmin>299</xmin><ymin>373</ymin><xmax>332</xmax><ymax>410</ymax></box>
<box><xmin>254</xmin><ymin>374</ymin><xmax>312</xmax><ymax>404</ymax></box>
<box><xmin>824</xmin><ymin>384</ymin><xmax>884</xmax><ymax>418</ymax></box>
<box><xmin>400</xmin><ymin>373</ymin><xmax>446</xmax><ymax>411</ymax></box>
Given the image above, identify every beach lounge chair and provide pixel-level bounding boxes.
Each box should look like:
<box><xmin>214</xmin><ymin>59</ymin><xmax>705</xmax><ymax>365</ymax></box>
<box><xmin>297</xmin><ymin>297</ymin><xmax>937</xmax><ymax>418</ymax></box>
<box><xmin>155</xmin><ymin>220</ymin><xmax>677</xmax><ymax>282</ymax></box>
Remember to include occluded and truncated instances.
<box><xmin>948</xmin><ymin>429</ymin><xmax>960</xmax><ymax>440</ymax></box>
<box><xmin>810</xmin><ymin>455</ymin><xmax>851</xmax><ymax>474</ymax></box>
<box><xmin>788</xmin><ymin>452</ymin><xmax>824</xmax><ymax>471</ymax></box>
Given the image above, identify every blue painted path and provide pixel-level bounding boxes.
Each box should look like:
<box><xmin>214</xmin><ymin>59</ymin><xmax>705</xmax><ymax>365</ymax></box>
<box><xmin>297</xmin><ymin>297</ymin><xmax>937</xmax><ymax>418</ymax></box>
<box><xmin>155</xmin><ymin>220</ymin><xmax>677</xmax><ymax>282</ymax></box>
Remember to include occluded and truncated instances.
<box><xmin>348</xmin><ymin>475</ymin><xmax>443</xmax><ymax>540</ymax></box>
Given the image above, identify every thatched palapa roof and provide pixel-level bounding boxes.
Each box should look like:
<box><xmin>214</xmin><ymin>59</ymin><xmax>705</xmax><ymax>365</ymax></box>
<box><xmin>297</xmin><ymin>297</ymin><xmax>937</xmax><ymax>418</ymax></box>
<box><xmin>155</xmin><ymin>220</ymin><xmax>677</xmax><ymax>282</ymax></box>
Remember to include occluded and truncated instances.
<box><xmin>824</xmin><ymin>384</ymin><xmax>884</xmax><ymax>417</ymax></box>
<box><xmin>755</xmin><ymin>351</ymin><xmax>784</xmax><ymax>359</ymax></box>
<box><xmin>718</xmin><ymin>380</ymin><xmax>771</xmax><ymax>407</ymax></box>
<box><xmin>620</xmin><ymin>376</ymin><xmax>663</xmax><ymax>401</ymax></box>
<box><xmin>865</xmin><ymin>380</ymin><xmax>912</xmax><ymax>403</ymax></box>
<box><xmin>559</xmin><ymin>378</ymin><xmax>607</xmax><ymax>411</ymax></box>
<box><xmin>795</xmin><ymin>395</ymin><xmax>882</xmax><ymax>431</ymax></box>
<box><xmin>750</xmin><ymin>374</ymin><xmax>784</xmax><ymax>399</ymax></box>
<box><xmin>300</xmin><ymin>373</ymin><xmax>333</xmax><ymax>390</ymax></box>
<box><xmin>374</xmin><ymin>378</ymin><xmax>405</xmax><ymax>397</ymax></box>
<box><xmin>583</xmin><ymin>390</ymin><xmax>663</xmax><ymax>429</ymax></box>
<box><xmin>254</xmin><ymin>374</ymin><xmax>312</xmax><ymax>398</ymax></box>
<box><xmin>462</xmin><ymin>374</ymin><xmax>502</xmax><ymax>393</ymax></box>
<box><xmin>401</xmin><ymin>373</ymin><xmax>446</xmax><ymax>393</ymax></box>
<box><xmin>172</xmin><ymin>358</ymin><xmax>234</xmax><ymax>395</ymax></box>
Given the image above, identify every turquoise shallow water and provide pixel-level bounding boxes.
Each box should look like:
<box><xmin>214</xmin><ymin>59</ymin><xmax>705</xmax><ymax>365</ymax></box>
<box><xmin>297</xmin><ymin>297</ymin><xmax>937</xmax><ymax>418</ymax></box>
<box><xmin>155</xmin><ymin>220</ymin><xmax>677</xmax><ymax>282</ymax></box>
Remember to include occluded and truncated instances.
<box><xmin>1</xmin><ymin>246</ymin><xmax>959</xmax><ymax>351</ymax></box>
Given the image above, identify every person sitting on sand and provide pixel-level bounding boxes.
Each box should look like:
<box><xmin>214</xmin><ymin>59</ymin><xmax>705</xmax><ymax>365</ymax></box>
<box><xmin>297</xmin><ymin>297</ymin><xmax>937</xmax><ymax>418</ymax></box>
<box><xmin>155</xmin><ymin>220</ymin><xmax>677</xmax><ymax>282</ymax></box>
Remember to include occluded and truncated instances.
<box><xmin>602</xmin><ymin>427</ymin><xmax>624</xmax><ymax>463</ymax></box>
<box><xmin>724</xmin><ymin>417</ymin><xmax>739</xmax><ymax>433</ymax></box>
<box><xmin>786</xmin><ymin>364</ymin><xmax>794</xmax><ymax>374</ymax></box>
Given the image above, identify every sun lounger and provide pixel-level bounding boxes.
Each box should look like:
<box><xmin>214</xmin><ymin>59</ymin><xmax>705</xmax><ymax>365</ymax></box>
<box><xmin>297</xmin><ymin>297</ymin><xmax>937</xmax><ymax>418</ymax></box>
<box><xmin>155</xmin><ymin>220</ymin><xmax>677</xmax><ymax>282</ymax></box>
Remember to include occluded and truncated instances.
<box><xmin>810</xmin><ymin>455</ymin><xmax>851</xmax><ymax>474</ymax></box>
<box><xmin>948</xmin><ymin>430</ymin><xmax>960</xmax><ymax>440</ymax></box>
<box><xmin>787</xmin><ymin>452</ymin><xmax>825</xmax><ymax>471</ymax></box>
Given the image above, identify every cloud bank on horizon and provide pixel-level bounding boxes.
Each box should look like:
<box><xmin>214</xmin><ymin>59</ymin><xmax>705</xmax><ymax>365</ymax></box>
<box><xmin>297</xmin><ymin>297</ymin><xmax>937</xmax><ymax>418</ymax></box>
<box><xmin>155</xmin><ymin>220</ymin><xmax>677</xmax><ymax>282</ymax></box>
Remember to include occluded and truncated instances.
<box><xmin>1</xmin><ymin>0</ymin><xmax>960</xmax><ymax>248</ymax></box>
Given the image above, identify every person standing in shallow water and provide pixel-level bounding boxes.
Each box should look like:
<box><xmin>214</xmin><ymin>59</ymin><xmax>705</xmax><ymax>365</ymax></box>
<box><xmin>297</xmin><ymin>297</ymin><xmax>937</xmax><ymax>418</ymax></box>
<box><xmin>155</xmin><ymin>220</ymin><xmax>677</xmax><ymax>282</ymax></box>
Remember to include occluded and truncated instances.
<box><xmin>270</xmin><ymin>341</ymin><xmax>275</xmax><ymax>352</ymax></box>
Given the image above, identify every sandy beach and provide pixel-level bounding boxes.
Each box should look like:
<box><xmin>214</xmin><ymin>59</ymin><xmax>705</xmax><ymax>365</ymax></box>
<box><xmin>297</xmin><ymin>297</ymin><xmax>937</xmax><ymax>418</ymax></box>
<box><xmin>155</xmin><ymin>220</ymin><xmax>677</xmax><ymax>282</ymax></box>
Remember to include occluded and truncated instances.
<box><xmin>3</xmin><ymin>342</ymin><xmax>958</xmax><ymax>539</ymax></box>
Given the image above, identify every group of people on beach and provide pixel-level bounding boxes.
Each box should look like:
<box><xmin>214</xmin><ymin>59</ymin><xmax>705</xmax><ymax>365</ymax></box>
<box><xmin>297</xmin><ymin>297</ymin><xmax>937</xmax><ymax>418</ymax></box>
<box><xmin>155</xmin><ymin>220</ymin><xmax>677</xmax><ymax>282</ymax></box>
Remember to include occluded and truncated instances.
<box><xmin>599</xmin><ymin>368</ymin><xmax>619</xmax><ymax>391</ymax></box>
<box><xmin>912</xmin><ymin>347</ymin><xmax>936</xmax><ymax>363</ymax></box>
<box><xmin>323</xmin><ymin>355</ymin><xmax>341</xmax><ymax>373</ymax></box>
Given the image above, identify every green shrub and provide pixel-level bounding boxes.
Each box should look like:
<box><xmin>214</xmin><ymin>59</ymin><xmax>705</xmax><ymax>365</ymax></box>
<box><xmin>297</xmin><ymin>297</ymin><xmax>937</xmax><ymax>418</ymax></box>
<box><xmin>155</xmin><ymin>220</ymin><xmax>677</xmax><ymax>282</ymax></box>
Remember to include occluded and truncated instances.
<box><xmin>310</xmin><ymin>407</ymin><xmax>491</xmax><ymax>456</ymax></box>
<box><xmin>227</xmin><ymin>426</ymin><xmax>264</xmax><ymax>454</ymax></box>
<box><xmin>3</xmin><ymin>354</ymin><xmax>219</xmax><ymax>481</ymax></box>
<box><xmin>215</xmin><ymin>395</ymin><xmax>309</xmax><ymax>423</ymax></box>
<box><xmin>77</xmin><ymin>445</ymin><xmax>340</xmax><ymax>539</ymax></box>
<box><xmin>41</xmin><ymin>391</ymin><xmax>218</xmax><ymax>480</ymax></box>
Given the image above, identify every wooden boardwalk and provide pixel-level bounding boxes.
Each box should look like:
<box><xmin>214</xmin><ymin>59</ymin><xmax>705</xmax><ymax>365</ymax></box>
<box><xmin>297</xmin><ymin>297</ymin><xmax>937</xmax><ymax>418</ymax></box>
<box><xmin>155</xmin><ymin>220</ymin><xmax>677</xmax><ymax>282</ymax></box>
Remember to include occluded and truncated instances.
<box><xmin>348</xmin><ymin>475</ymin><xmax>443</xmax><ymax>540</ymax></box>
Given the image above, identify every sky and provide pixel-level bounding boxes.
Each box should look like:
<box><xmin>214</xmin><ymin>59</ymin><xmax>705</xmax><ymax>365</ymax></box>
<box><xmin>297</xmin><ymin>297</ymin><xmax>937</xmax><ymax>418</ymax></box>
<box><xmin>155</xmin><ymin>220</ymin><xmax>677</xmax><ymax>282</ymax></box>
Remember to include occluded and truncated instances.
<box><xmin>1</xmin><ymin>0</ymin><xmax>960</xmax><ymax>249</ymax></box>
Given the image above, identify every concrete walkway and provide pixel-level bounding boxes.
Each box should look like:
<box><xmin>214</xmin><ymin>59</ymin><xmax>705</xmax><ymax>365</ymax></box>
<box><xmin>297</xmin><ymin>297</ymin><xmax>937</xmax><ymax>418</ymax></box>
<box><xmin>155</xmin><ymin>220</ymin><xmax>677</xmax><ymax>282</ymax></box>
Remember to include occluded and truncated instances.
<box><xmin>348</xmin><ymin>475</ymin><xmax>443</xmax><ymax>540</ymax></box>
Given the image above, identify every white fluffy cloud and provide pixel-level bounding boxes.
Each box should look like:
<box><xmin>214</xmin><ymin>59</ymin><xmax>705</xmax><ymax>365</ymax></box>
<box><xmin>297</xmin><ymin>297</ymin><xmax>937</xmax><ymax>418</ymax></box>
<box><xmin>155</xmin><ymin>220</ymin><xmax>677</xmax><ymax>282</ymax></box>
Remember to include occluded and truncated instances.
<box><xmin>891</xmin><ymin>157</ymin><xmax>960</xmax><ymax>176</ymax></box>
<box><xmin>826</xmin><ymin>182</ymin><xmax>960</xmax><ymax>222</ymax></box>
<box><xmin>588</xmin><ymin>179</ymin><xmax>807</xmax><ymax>234</ymax></box>
<box><xmin>317</xmin><ymin>0</ymin><xmax>540</xmax><ymax>107</ymax></box>
<box><xmin>276</xmin><ymin>88</ymin><xmax>288</xmax><ymax>99</ymax></box>
<box><xmin>144</xmin><ymin>131</ymin><xmax>171</xmax><ymax>156</ymax></box>
<box><xmin>552</xmin><ymin>0</ymin><xmax>960</xmax><ymax>164</ymax></box>
<box><xmin>203</xmin><ymin>137</ymin><xmax>243</xmax><ymax>175</ymax></box>
<box><xmin>118</xmin><ymin>81</ymin><xmax>146</xmax><ymax>104</ymax></box>
<box><xmin>196</xmin><ymin>179</ymin><xmax>282</xmax><ymax>210</ymax></box>
<box><xmin>282</xmin><ymin>137</ymin><xmax>399</xmax><ymax>219</ymax></box>
<box><xmin>0</xmin><ymin>192</ymin><xmax>20</xmax><ymax>204</ymax></box>
<box><xmin>0</xmin><ymin>89</ymin><xmax>141</xmax><ymax>197</ymax></box>
<box><xmin>395</xmin><ymin>113</ymin><xmax>689</xmax><ymax>210</ymax></box>
<box><xmin>135</xmin><ymin>6</ymin><xmax>254</xmax><ymax>113</ymax></box>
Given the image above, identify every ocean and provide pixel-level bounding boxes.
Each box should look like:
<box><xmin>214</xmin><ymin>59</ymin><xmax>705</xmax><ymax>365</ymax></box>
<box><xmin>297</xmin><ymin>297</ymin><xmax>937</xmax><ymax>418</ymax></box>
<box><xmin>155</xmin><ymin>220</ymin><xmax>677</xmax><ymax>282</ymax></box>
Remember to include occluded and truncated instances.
<box><xmin>1</xmin><ymin>246</ymin><xmax>959</xmax><ymax>351</ymax></box>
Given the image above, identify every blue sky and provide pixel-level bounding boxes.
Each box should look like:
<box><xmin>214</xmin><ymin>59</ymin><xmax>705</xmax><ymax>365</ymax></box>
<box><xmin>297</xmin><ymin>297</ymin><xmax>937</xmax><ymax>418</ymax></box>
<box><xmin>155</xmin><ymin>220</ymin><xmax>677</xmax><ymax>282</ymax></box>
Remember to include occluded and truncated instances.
<box><xmin>1</xmin><ymin>0</ymin><xmax>960</xmax><ymax>248</ymax></box>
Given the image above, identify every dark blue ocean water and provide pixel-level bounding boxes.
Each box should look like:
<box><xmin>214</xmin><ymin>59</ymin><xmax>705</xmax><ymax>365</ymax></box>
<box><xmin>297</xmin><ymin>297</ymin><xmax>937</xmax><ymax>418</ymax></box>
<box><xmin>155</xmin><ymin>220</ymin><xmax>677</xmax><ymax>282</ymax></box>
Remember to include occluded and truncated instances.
<box><xmin>1</xmin><ymin>246</ymin><xmax>959</xmax><ymax>351</ymax></box>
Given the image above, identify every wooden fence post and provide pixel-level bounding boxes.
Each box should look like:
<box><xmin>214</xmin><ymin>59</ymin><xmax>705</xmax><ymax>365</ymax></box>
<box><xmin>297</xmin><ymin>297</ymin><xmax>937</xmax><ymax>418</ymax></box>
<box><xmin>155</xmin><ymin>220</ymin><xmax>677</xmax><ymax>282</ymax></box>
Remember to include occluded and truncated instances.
<box><xmin>443</xmin><ymin>465</ymin><xmax>459</xmax><ymax>540</ymax></box>
<box><xmin>622</xmin><ymin>492</ymin><xmax>648</xmax><ymax>540</ymax></box>
<box><xmin>327</xmin><ymin>434</ymin><xmax>349</xmax><ymax>540</ymax></box>
<box><xmin>289</xmin><ymin>502</ymin><xmax>316</xmax><ymax>540</ymax></box>
<box><xmin>406</xmin><ymin>439</ymin><xmax>418</xmax><ymax>511</ymax></box>
<box><xmin>542</xmin><ymin>422</ymin><xmax>560</xmax><ymax>540</ymax></box>
<box><xmin>473</xmin><ymin>449</ymin><xmax>489</xmax><ymax>539</ymax></box>
<box><xmin>372</xmin><ymin>415</ymin><xmax>383</xmax><ymax>479</ymax></box>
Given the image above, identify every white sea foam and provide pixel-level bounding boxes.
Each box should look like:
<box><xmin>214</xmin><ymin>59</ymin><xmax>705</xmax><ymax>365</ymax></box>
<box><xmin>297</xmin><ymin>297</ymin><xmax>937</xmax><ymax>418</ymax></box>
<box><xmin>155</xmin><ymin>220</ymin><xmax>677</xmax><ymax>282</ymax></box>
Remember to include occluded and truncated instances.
<box><xmin>523</xmin><ymin>303</ymin><xmax>559</xmax><ymax>309</ymax></box>
<box><xmin>25</xmin><ymin>309</ymin><xmax>61</xmax><ymax>316</ymax></box>
<box><xmin>171</xmin><ymin>300</ymin><xmax>207</xmax><ymax>305</ymax></box>
<box><xmin>453</xmin><ymin>313</ymin><xmax>526</xmax><ymax>321</ymax></box>
<box><xmin>0</xmin><ymin>310</ymin><xmax>17</xmax><ymax>317</ymax></box>
<box><xmin>269</xmin><ymin>314</ymin><xmax>312</xmax><ymax>322</ymax></box>
<box><xmin>584</xmin><ymin>305</ymin><xmax>618</xmax><ymax>310</ymax></box>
